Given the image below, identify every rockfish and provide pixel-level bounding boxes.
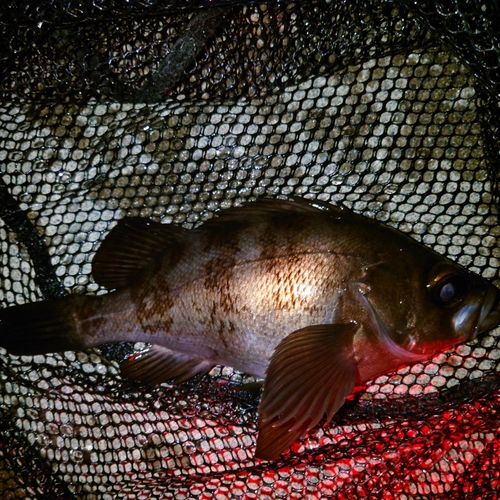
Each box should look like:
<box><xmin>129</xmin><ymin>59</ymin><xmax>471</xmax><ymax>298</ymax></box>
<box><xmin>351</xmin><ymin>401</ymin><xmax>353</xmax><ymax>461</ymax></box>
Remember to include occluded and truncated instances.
<box><xmin>1</xmin><ymin>197</ymin><xmax>499</xmax><ymax>459</ymax></box>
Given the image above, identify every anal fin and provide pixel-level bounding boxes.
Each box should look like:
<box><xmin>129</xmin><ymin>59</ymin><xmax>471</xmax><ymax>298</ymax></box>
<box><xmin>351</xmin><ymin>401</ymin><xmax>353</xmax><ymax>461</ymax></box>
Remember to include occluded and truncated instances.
<box><xmin>256</xmin><ymin>323</ymin><xmax>359</xmax><ymax>460</ymax></box>
<box><xmin>120</xmin><ymin>344</ymin><xmax>213</xmax><ymax>385</ymax></box>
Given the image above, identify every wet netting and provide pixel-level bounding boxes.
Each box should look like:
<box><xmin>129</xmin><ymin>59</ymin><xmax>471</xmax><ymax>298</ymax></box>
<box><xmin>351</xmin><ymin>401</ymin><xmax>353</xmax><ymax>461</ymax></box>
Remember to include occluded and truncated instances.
<box><xmin>1</xmin><ymin>0</ymin><xmax>500</xmax><ymax>498</ymax></box>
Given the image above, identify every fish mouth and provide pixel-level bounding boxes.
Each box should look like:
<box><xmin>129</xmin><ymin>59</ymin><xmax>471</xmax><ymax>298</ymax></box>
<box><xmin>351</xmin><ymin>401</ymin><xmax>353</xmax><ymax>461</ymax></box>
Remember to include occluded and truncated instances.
<box><xmin>476</xmin><ymin>285</ymin><xmax>500</xmax><ymax>336</ymax></box>
<box><xmin>455</xmin><ymin>284</ymin><xmax>500</xmax><ymax>340</ymax></box>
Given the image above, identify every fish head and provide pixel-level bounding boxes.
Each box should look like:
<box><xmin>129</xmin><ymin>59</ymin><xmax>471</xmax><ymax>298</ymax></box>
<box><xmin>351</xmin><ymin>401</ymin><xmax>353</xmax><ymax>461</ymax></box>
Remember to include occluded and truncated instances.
<box><xmin>356</xmin><ymin>249</ymin><xmax>500</xmax><ymax>363</ymax></box>
<box><xmin>425</xmin><ymin>261</ymin><xmax>500</xmax><ymax>342</ymax></box>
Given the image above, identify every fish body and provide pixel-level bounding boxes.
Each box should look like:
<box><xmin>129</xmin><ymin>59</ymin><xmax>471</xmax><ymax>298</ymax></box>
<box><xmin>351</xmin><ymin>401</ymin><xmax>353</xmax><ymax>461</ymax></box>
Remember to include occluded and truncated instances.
<box><xmin>1</xmin><ymin>197</ymin><xmax>499</xmax><ymax>459</ymax></box>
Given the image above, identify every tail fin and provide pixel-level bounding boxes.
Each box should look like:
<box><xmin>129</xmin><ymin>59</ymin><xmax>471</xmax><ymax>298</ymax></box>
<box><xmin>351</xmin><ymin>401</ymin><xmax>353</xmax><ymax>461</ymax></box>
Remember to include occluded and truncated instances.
<box><xmin>0</xmin><ymin>296</ymin><xmax>88</xmax><ymax>355</ymax></box>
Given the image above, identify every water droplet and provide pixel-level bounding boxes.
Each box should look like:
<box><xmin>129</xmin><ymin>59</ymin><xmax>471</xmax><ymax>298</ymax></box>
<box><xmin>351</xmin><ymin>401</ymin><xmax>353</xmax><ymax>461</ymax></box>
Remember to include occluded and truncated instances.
<box><xmin>46</xmin><ymin>422</ymin><xmax>59</xmax><ymax>435</ymax></box>
<box><xmin>60</xmin><ymin>424</ymin><xmax>74</xmax><ymax>437</ymax></box>
<box><xmin>70</xmin><ymin>449</ymin><xmax>84</xmax><ymax>463</ymax></box>
<box><xmin>37</xmin><ymin>434</ymin><xmax>49</xmax><ymax>446</ymax></box>
<box><xmin>136</xmin><ymin>435</ymin><xmax>148</xmax><ymax>447</ymax></box>
<box><xmin>183</xmin><ymin>441</ymin><xmax>196</xmax><ymax>454</ymax></box>
<box><xmin>385</xmin><ymin>183</ymin><xmax>398</xmax><ymax>194</ymax></box>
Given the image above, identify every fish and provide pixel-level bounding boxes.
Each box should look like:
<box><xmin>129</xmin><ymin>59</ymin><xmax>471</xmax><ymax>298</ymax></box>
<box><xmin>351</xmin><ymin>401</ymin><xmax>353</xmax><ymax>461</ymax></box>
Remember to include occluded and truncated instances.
<box><xmin>0</xmin><ymin>197</ymin><xmax>499</xmax><ymax>460</ymax></box>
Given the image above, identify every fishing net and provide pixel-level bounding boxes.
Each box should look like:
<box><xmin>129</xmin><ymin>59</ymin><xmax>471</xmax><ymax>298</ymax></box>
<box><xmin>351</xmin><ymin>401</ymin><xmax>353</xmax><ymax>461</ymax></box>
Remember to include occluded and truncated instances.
<box><xmin>1</xmin><ymin>0</ymin><xmax>500</xmax><ymax>498</ymax></box>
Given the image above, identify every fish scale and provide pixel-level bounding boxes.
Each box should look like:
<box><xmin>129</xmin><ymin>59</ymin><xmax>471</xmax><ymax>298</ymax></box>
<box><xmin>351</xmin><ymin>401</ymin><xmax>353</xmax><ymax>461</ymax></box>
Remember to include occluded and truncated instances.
<box><xmin>0</xmin><ymin>196</ymin><xmax>499</xmax><ymax>460</ymax></box>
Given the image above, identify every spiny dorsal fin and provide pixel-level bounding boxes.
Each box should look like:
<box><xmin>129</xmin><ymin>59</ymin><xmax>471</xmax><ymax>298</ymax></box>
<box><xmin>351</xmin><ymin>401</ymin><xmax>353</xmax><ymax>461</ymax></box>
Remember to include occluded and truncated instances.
<box><xmin>199</xmin><ymin>196</ymin><xmax>357</xmax><ymax>231</ymax></box>
<box><xmin>92</xmin><ymin>218</ymin><xmax>187</xmax><ymax>290</ymax></box>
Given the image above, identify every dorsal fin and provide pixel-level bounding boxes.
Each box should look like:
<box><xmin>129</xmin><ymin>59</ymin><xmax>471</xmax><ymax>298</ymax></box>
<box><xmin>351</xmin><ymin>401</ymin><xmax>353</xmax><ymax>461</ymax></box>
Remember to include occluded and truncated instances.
<box><xmin>198</xmin><ymin>196</ymin><xmax>357</xmax><ymax>231</ymax></box>
<box><xmin>92</xmin><ymin>218</ymin><xmax>187</xmax><ymax>289</ymax></box>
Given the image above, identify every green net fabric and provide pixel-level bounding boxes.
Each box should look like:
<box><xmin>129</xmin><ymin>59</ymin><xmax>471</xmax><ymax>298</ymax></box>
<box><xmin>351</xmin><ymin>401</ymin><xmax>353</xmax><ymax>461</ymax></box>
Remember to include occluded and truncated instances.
<box><xmin>1</xmin><ymin>1</ymin><xmax>500</xmax><ymax>498</ymax></box>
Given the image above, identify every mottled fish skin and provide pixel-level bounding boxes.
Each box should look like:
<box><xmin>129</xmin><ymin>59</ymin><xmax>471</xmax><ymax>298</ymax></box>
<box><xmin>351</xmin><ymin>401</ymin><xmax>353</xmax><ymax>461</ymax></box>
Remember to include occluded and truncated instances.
<box><xmin>1</xmin><ymin>197</ymin><xmax>499</xmax><ymax>460</ymax></box>
<box><xmin>73</xmin><ymin>205</ymin><xmax>362</xmax><ymax>372</ymax></box>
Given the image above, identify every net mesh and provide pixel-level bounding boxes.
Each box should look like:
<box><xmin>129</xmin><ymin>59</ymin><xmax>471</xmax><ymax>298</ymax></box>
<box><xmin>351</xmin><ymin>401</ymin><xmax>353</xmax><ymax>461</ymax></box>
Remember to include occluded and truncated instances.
<box><xmin>1</xmin><ymin>0</ymin><xmax>500</xmax><ymax>498</ymax></box>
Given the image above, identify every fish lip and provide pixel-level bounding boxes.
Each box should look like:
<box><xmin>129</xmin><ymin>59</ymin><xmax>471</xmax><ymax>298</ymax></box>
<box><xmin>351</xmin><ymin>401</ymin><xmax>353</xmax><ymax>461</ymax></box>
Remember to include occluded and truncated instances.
<box><xmin>453</xmin><ymin>285</ymin><xmax>500</xmax><ymax>340</ymax></box>
<box><xmin>476</xmin><ymin>285</ymin><xmax>500</xmax><ymax>336</ymax></box>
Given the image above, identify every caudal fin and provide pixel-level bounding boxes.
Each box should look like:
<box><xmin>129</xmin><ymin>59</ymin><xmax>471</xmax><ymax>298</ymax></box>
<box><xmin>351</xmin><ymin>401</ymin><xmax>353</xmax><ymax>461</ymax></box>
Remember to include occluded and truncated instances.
<box><xmin>0</xmin><ymin>296</ymin><xmax>88</xmax><ymax>355</ymax></box>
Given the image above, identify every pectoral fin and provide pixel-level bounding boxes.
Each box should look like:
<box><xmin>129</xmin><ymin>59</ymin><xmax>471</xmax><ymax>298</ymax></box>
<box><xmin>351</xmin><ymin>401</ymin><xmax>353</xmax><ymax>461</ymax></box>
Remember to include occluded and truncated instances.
<box><xmin>120</xmin><ymin>344</ymin><xmax>213</xmax><ymax>385</ymax></box>
<box><xmin>256</xmin><ymin>323</ymin><xmax>358</xmax><ymax>460</ymax></box>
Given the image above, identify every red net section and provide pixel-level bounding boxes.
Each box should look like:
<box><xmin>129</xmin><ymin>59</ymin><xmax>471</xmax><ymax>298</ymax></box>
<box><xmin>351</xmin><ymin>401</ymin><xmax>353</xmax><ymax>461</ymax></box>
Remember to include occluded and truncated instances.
<box><xmin>0</xmin><ymin>1</ymin><xmax>500</xmax><ymax>498</ymax></box>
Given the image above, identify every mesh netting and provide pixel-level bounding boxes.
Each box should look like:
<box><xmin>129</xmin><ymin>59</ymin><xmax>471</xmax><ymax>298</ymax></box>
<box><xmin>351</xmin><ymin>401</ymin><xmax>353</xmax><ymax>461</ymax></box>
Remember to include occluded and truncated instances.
<box><xmin>1</xmin><ymin>0</ymin><xmax>500</xmax><ymax>498</ymax></box>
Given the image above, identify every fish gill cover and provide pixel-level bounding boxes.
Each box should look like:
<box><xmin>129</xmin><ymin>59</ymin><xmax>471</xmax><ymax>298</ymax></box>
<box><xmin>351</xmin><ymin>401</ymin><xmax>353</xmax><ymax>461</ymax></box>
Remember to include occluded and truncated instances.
<box><xmin>0</xmin><ymin>0</ymin><xmax>500</xmax><ymax>498</ymax></box>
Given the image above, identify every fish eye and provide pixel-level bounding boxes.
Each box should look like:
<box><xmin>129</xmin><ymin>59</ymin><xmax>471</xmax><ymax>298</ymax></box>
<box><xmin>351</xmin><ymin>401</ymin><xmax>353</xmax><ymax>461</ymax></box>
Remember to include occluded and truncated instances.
<box><xmin>429</xmin><ymin>271</ymin><xmax>468</xmax><ymax>307</ymax></box>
